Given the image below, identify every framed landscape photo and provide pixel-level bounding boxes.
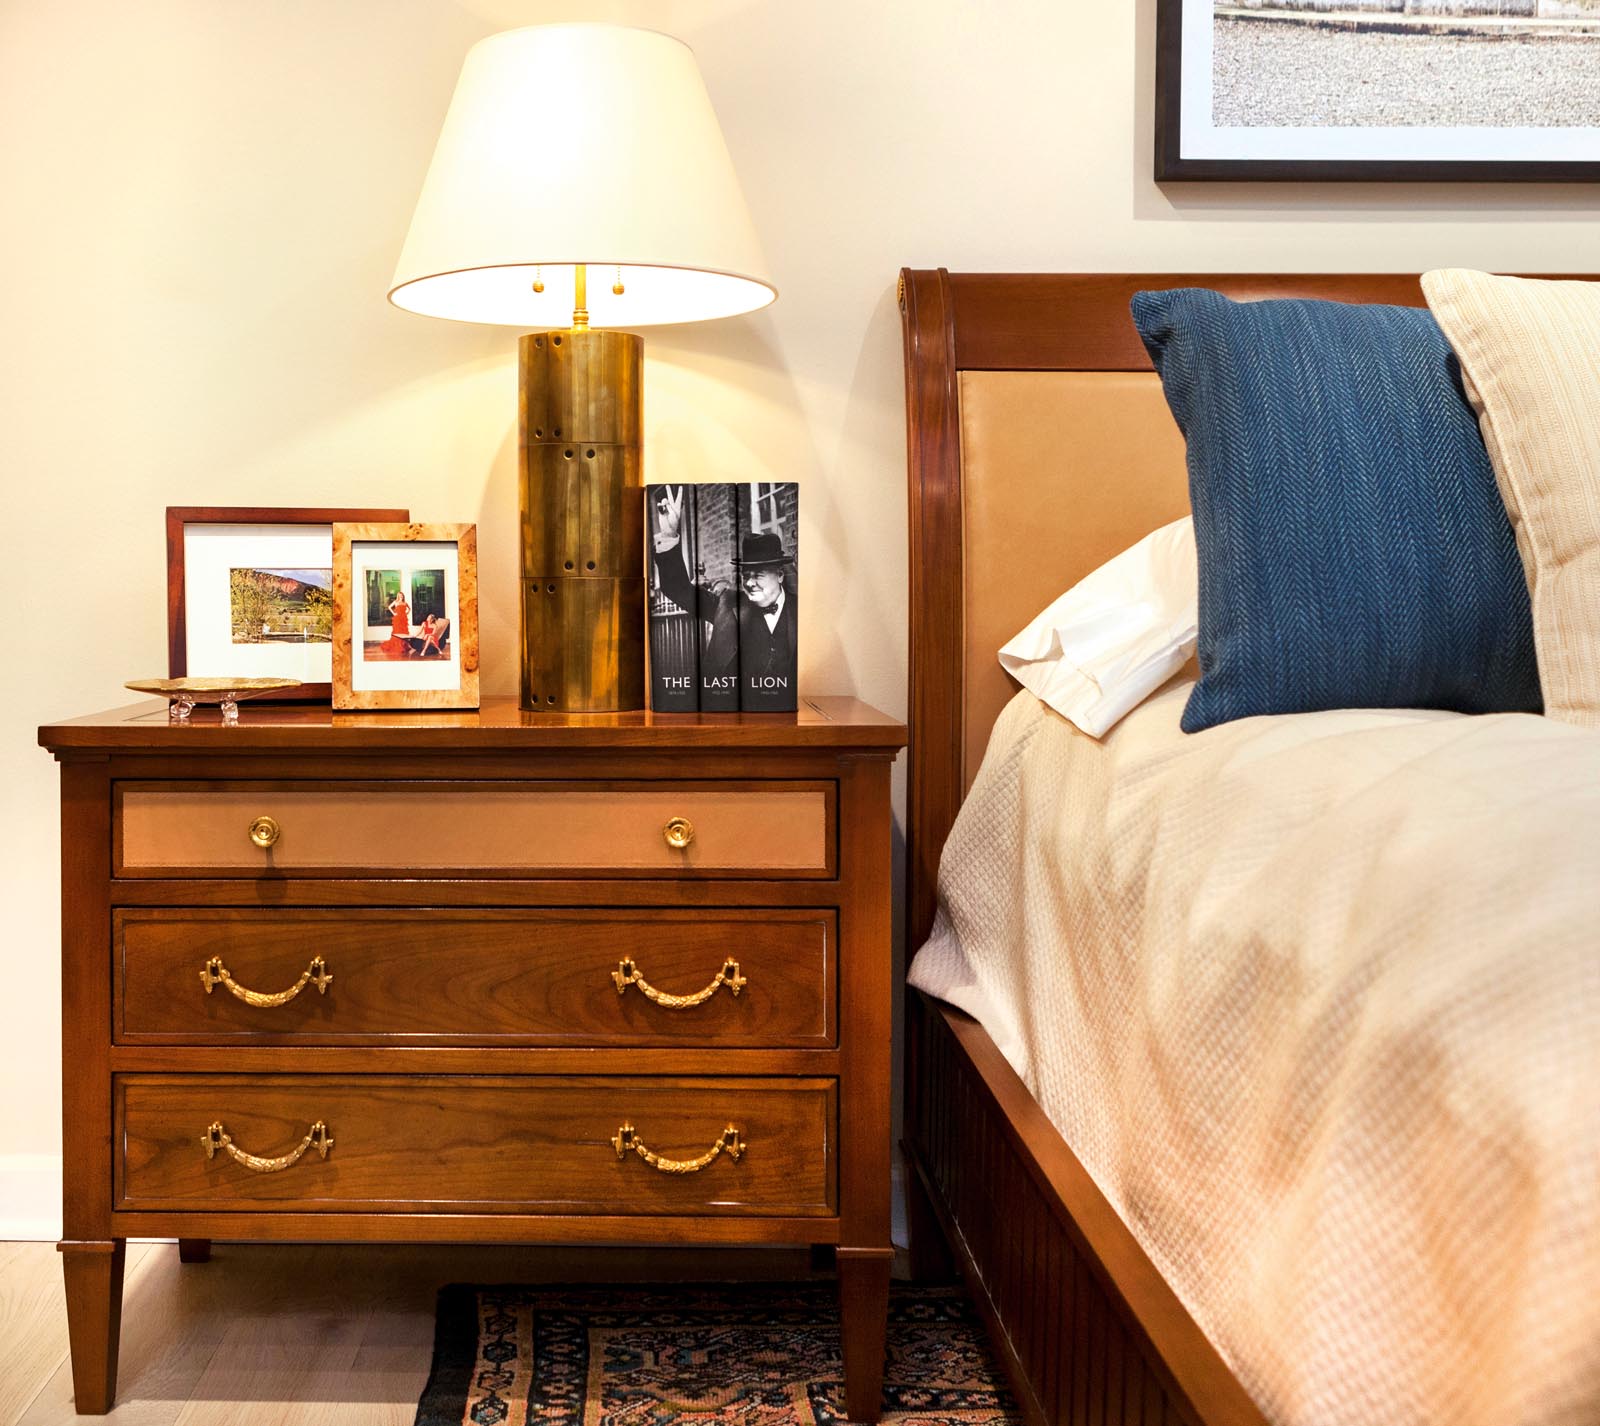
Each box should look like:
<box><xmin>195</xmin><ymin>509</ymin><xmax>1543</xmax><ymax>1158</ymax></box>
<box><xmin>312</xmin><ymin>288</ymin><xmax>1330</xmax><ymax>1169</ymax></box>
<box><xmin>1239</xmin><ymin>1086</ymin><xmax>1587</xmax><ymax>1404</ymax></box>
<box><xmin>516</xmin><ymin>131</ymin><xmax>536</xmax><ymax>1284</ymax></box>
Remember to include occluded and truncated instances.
<box><xmin>1156</xmin><ymin>0</ymin><xmax>1600</xmax><ymax>181</ymax></box>
<box><xmin>332</xmin><ymin>522</ymin><xmax>480</xmax><ymax>711</ymax></box>
<box><xmin>166</xmin><ymin>506</ymin><xmax>409</xmax><ymax>701</ymax></box>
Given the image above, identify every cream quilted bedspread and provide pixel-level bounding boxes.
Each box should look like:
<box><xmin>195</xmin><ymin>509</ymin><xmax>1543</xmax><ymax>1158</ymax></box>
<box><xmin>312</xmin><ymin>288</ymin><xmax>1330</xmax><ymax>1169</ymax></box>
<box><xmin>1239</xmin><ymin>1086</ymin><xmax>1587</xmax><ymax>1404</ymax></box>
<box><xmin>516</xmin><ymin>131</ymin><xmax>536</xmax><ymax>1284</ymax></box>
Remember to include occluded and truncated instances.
<box><xmin>908</xmin><ymin>680</ymin><xmax>1600</xmax><ymax>1426</ymax></box>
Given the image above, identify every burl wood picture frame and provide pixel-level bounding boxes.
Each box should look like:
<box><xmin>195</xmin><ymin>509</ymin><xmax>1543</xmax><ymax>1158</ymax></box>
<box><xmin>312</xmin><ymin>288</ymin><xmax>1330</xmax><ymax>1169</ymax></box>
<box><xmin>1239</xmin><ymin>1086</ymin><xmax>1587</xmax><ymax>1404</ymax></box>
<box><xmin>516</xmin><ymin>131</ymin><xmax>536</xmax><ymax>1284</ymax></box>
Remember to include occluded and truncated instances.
<box><xmin>332</xmin><ymin>522</ymin><xmax>480</xmax><ymax>711</ymax></box>
<box><xmin>166</xmin><ymin>505</ymin><xmax>410</xmax><ymax>703</ymax></box>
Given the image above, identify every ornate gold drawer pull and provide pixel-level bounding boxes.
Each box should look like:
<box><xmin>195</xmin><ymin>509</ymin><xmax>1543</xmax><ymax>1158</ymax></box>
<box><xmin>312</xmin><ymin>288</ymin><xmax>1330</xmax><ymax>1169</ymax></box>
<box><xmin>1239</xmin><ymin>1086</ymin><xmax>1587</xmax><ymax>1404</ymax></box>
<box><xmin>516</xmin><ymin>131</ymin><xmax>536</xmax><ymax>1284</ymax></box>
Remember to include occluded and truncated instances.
<box><xmin>247</xmin><ymin>815</ymin><xmax>281</xmax><ymax>849</ymax></box>
<box><xmin>612</xmin><ymin>956</ymin><xmax>745</xmax><ymax>1007</ymax></box>
<box><xmin>662</xmin><ymin>816</ymin><xmax>695</xmax><ymax>850</ymax></box>
<box><xmin>200</xmin><ymin>956</ymin><xmax>332</xmax><ymax>1007</ymax></box>
<box><xmin>611</xmin><ymin>1122</ymin><xmax>745</xmax><ymax>1174</ymax></box>
<box><xmin>202</xmin><ymin>1120</ymin><xmax>333</xmax><ymax>1173</ymax></box>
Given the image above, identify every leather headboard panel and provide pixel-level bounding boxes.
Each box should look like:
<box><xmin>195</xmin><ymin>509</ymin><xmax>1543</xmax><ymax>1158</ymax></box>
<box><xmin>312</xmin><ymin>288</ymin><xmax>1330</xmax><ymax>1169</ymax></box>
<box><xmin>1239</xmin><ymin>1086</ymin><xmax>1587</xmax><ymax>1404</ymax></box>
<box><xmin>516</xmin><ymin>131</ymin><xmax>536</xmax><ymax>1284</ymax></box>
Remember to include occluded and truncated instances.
<box><xmin>958</xmin><ymin>370</ymin><xmax>1189</xmax><ymax>789</ymax></box>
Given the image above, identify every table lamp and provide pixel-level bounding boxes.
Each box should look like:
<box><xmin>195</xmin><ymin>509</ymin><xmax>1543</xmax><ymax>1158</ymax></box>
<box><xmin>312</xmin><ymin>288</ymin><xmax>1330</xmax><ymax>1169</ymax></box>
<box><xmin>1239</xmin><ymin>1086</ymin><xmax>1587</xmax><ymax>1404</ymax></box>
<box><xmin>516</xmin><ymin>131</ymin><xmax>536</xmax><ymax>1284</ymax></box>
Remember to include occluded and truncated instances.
<box><xmin>389</xmin><ymin>23</ymin><xmax>775</xmax><ymax>712</ymax></box>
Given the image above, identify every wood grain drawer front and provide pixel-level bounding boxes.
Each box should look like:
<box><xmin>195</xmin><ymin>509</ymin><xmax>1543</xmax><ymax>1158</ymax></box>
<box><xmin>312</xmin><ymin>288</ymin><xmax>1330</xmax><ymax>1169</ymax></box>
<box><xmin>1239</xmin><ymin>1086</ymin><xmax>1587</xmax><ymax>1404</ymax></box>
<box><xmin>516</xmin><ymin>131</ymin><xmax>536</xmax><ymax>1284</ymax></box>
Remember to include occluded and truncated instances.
<box><xmin>114</xmin><ymin>781</ymin><xmax>834</xmax><ymax>878</ymax></box>
<box><xmin>115</xmin><ymin>908</ymin><xmax>835</xmax><ymax>1047</ymax></box>
<box><xmin>116</xmin><ymin>1076</ymin><xmax>836</xmax><ymax>1217</ymax></box>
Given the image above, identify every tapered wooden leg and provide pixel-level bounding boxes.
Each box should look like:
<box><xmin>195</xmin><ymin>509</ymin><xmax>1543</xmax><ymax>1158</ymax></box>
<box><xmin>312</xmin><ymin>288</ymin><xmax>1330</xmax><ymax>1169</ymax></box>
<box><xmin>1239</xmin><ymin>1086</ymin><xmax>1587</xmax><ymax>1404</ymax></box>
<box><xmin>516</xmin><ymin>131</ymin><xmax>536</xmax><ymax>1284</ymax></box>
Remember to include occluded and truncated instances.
<box><xmin>903</xmin><ymin>1155</ymin><xmax>956</xmax><ymax>1281</ymax></box>
<box><xmin>837</xmin><ymin>1247</ymin><xmax>891</xmax><ymax>1423</ymax></box>
<box><xmin>58</xmin><ymin>1239</ymin><xmax>126</xmax><ymax>1415</ymax></box>
<box><xmin>178</xmin><ymin>1238</ymin><xmax>212</xmax><ymax>1263</ymax></box>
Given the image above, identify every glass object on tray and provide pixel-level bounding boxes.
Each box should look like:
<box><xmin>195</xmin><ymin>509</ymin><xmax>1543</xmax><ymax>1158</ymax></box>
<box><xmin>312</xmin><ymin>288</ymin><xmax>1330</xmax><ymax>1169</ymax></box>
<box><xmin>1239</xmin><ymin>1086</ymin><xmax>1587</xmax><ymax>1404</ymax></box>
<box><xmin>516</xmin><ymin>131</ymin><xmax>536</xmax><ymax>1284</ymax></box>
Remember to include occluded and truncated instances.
<box><xmin>124</xmin><ymin>677</ymin><xmax>301</xmax><ymax>726</ymax></box>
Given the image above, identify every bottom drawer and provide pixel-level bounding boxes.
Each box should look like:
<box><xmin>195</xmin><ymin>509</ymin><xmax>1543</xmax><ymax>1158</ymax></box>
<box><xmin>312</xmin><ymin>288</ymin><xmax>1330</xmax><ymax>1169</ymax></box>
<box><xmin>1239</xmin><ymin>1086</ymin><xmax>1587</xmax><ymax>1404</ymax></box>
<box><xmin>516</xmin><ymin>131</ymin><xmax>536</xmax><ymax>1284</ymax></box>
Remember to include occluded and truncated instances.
<box><xmin>116</xmin><ymin>1075</ymin><xmax>836</xmax><ymax>1217</ymax></box>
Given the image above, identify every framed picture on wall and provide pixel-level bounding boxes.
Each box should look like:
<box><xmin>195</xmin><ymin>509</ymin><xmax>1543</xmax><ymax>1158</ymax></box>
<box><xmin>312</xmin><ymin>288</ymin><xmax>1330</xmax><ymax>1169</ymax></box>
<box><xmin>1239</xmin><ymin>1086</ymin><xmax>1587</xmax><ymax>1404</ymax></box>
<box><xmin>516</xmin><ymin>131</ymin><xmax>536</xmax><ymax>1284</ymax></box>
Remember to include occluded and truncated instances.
<box><xmin>1156</xmin><ymin>0</ymin><xmax>1600</xmax><ymax>182</ymax></box>
<box><xmin>167</xmin><ymin>505</ymin><xmax>409</xmax><ymax>701</ymax></box>
<box><xmin>332</xmin><ymin>522</ymin><xmax>480</xmax><ymax>711</ymax></box>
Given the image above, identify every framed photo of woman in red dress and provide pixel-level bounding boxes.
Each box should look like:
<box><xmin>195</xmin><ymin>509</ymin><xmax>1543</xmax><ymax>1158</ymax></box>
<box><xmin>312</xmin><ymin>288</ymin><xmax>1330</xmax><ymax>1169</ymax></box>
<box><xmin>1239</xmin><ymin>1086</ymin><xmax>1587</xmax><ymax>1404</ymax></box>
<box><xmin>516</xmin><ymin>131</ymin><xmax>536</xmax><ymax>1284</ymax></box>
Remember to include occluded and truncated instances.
<box><xmin>331</xmin><ymin>522</ymin><xmax>480</xmax><ymax>711</ymax></box>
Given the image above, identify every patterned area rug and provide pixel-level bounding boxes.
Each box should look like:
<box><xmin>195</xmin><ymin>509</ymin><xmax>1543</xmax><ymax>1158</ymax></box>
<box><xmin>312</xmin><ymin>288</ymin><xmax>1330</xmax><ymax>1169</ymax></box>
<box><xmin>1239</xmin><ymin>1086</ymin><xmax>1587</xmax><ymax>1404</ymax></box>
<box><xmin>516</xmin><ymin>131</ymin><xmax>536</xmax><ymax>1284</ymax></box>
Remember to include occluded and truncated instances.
<box><xmin>413</xmin><ymin>1281</ymin><xmax>1020</xmax><ymax>1426</ymax></box>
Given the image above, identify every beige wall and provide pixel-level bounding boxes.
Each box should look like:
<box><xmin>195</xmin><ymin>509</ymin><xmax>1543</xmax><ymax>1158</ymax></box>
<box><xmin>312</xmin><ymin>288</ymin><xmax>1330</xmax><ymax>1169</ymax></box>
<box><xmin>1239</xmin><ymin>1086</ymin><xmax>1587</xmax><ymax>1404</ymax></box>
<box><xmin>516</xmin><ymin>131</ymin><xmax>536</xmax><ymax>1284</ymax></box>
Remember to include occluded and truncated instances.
<box><xmin>2</xmin><ymin>0</ymin><xmax>1595</xmax><ymax>1219</ymax></box>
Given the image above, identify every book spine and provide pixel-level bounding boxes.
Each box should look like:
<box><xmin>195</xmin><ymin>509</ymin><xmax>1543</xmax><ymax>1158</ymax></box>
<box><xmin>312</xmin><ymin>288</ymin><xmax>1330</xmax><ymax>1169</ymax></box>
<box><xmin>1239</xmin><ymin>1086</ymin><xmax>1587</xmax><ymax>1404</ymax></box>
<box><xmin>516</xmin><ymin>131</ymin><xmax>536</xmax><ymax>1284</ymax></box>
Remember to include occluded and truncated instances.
<box><xmin>694</xmin><ymin>483</ymin><xmax>740</xmax><ymax>711</ymax></box>
<box><xmin>736</xmin><ymin>481</ymin><xmax>799</xmax><ymax>712</ymax></box>
<box><xmin>646</xmin><ymin>483</ymin><xmax>699</xmax><ymax>712</ymax></box>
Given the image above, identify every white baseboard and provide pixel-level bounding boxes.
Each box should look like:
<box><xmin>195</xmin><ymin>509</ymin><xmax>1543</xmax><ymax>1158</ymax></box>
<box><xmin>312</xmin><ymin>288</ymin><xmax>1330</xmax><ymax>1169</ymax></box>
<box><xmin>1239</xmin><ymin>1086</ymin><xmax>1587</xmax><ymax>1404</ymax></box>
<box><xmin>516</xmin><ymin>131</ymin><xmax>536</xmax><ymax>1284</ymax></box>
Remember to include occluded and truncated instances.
<box><xmin>0</xmin><ymin>1153</ymin><xmax>63</xmax><ymax>1241</ymax></box>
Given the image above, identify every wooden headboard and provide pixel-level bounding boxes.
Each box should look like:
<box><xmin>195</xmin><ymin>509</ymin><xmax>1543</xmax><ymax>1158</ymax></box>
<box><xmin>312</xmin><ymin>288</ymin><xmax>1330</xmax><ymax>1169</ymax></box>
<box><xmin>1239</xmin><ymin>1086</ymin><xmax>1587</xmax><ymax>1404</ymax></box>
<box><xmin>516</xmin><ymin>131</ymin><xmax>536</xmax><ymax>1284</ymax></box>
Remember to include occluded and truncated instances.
<box><xmin>898</xmin><ymin>269</ymin><xmax>1444</xmax><ymax>950</ymax></box>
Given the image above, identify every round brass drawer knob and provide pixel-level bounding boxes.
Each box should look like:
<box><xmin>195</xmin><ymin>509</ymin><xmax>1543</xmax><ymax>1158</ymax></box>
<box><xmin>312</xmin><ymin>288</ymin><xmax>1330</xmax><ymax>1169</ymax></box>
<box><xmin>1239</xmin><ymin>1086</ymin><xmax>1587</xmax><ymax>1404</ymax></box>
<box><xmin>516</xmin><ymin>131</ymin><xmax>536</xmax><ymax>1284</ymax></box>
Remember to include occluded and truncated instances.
<box><xmin>248</xmin><ymin>815</ymin><xmax>281</xmax><ymax>849</ymax></box>
<box><xmin>662</xmin><ymin>816</ymin><xmax>695</xmax><ymax>851</ymax></box>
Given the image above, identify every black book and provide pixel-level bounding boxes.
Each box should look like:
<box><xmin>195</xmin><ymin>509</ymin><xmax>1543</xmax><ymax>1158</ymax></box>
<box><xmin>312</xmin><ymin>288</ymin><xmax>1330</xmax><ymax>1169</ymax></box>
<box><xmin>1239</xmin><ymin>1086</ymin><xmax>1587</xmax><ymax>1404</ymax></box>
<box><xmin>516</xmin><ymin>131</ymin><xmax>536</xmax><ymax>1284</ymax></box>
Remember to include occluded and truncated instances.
<box><xmin>735</xmin><ymin>482</ymin><xmax>799</xmax><ymax>712</ymax></box>
<box><xmin>646</xmin><ymin>484</ymin><xmax>698</xmax><ymax>711</ymax></box>
<box><xmin>692</xmin><ymin>483</ymin><xmax>740</xmax><ymax>711</ymax></box>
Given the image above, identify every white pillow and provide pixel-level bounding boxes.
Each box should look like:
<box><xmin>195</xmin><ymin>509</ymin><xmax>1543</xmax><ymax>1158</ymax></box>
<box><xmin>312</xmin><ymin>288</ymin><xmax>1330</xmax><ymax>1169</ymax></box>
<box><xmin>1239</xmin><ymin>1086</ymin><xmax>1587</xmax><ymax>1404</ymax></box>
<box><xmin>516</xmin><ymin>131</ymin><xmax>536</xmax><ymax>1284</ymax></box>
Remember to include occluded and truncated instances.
<box><xmin>999</xmin><ymin>516</ymin><xmax>1197</xmax><ymax>738</ymax></box>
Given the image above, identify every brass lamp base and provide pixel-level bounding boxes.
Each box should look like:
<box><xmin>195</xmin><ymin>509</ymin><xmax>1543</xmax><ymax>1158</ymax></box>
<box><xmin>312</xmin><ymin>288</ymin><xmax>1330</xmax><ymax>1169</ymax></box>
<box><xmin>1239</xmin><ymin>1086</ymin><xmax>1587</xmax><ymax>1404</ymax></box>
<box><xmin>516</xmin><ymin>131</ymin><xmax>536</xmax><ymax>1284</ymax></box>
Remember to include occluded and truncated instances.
<box><xmin>518</xmin><ymin>328</ymin><xmax>645</xmax><ymax>712</ymax></box>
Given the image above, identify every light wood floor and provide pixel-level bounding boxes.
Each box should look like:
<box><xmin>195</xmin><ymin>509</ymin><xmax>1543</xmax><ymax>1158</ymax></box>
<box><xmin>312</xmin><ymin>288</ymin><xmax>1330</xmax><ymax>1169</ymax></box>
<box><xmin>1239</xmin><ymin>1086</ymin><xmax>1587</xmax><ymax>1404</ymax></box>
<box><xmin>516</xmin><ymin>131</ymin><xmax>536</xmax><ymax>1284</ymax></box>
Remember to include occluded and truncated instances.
<box><xmin>0</xmin><ymin>1240</ymin><xmax>866</xmax><ymax>1426</ymax></box>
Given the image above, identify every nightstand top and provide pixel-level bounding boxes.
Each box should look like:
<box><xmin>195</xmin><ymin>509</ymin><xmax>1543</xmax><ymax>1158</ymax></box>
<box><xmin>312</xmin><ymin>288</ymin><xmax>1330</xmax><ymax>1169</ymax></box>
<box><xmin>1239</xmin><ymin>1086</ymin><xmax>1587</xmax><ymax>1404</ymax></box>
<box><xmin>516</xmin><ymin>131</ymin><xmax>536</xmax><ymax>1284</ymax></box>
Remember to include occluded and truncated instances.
<box><xmin>40</xmin><ymin>694</ymin><xmax>907</xmax><ymax>757</ymax></box>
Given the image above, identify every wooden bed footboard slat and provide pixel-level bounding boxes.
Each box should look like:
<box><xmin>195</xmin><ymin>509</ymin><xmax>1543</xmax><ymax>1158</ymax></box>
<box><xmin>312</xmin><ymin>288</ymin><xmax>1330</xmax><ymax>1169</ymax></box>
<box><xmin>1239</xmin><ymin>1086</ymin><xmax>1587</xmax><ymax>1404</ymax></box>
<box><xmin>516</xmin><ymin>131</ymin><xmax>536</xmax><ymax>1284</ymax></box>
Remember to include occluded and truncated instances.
<box><xmin>905</xmin><ymin>993</ymin><xmax>1267</xmax><ymax>1426</ymax></box>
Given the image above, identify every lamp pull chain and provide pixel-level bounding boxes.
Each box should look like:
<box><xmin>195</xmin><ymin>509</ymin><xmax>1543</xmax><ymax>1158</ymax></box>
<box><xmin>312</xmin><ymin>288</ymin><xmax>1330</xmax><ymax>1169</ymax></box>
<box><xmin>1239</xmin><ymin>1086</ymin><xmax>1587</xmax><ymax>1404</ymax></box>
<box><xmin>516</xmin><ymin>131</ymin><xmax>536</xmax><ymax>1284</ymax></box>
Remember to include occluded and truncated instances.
<box><xmin>613</xmin><ymin>265</ymin><xmax>625</xmax><ymax>296</ymax></box>
<box><xmin>532</xmin><ymin>265</ymin><xmax>544</xmax><ymax>295</ymax></box>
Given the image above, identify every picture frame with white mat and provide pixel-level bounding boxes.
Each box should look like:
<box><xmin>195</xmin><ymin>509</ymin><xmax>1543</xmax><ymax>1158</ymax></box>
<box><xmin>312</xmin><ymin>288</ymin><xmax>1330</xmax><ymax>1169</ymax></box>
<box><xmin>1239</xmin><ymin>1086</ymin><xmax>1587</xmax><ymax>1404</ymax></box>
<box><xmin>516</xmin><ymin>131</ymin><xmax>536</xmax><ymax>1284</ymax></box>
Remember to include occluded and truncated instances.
<box><xmin>166</xmin><ymin>505</ymin><xmax>409</xmax><ymax>702</ymax></box>
<box><xmin>332</xmin><ymin>521</ymin><xmax>480</xmax><ymax>711</ymax></box>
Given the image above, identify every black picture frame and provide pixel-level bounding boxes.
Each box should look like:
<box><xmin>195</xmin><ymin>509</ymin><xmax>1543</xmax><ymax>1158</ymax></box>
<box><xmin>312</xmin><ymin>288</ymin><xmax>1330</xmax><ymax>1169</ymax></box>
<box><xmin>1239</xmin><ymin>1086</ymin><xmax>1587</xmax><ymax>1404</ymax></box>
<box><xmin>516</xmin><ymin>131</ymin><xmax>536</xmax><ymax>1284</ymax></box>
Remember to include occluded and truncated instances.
<box><xmin>1155</xmin><ymin>0</ymin><xmax>1600</xmax><ymax>183</ymax></box>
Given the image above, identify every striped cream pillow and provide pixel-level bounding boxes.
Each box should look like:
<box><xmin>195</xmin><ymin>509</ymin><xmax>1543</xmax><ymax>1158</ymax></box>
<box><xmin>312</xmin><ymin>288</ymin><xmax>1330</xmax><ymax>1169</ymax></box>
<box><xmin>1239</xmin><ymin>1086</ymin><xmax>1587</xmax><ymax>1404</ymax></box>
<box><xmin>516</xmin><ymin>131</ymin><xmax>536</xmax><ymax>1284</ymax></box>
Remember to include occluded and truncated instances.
<box><xmin>1423</xmin><ymin>270</ymin><xmax>1600</xmax><ymax>727</ymax></box>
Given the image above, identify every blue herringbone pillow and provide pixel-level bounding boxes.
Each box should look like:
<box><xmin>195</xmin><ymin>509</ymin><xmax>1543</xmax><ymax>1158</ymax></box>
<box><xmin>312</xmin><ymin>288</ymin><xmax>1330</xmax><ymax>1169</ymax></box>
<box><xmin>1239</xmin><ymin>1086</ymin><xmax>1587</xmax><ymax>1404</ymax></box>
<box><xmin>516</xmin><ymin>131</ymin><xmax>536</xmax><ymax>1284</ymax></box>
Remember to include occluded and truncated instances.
<box><xmin>1131</xmin><ymin>288</ymin><xmax>1540</xmax><ymax>733</ymax></box>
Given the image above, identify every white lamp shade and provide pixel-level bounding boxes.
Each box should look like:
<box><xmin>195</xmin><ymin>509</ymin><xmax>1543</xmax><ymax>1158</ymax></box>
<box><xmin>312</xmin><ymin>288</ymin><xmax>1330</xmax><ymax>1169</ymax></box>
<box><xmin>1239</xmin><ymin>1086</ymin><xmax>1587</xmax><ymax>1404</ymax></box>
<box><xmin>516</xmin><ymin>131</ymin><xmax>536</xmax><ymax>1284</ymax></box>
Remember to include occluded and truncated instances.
<box><xmin>389</xmin><ymin>24</ymin><xmax>775</xmax><ymax>328</ymax></box>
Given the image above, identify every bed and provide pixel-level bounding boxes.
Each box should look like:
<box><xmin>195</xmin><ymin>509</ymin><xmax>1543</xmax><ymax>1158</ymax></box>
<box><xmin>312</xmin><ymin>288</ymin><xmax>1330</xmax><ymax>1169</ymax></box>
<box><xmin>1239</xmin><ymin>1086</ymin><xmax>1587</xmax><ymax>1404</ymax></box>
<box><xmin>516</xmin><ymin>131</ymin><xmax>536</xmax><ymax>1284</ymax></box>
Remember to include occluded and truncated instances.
<box><xmin>896</xmin><ymin>270</ymin><xmax>1600</xmax><ymax>1426</ymax></box>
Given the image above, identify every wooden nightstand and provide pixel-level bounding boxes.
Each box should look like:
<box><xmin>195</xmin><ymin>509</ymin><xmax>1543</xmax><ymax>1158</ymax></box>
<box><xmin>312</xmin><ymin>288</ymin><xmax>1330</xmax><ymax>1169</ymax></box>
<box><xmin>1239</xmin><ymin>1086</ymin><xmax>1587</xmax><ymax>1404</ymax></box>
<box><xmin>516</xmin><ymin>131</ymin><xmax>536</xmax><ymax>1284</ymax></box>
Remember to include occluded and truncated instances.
<box><xmin>39</xmin><ymin>695</ymin><xmax>905</xmax><ymax>1418</ymax></box>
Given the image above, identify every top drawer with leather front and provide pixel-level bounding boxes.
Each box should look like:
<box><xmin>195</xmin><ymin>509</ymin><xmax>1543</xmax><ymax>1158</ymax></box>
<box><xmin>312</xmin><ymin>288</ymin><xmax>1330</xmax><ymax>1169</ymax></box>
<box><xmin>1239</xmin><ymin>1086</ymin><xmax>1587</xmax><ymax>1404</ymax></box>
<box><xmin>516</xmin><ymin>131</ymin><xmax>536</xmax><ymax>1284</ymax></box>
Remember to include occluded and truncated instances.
<box><xmin>114</xmin><ymin>781</ymin><xmax>835</xmax><ymax>879</ymax></box>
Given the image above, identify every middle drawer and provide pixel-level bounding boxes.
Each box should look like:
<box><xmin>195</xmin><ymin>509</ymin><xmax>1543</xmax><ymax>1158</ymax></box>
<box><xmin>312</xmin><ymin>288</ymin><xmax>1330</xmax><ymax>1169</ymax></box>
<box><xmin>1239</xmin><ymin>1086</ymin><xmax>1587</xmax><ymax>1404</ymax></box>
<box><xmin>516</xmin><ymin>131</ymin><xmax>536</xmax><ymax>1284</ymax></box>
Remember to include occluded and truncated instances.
<box><xmin>115</xmin><ymin>908</ymin><xmax>835</xmax><ymax>1047</ymax></box>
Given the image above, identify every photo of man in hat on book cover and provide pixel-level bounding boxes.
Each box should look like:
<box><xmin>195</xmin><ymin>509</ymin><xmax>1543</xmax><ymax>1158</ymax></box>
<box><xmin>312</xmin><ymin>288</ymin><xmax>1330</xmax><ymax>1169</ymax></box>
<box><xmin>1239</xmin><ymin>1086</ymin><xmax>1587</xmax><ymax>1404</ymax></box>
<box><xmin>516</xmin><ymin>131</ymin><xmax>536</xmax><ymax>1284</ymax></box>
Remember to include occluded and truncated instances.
<box><xmin>737</xmin><ymin>524</ymin><xmax>797</xmax><ymax>711</ymax></box>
